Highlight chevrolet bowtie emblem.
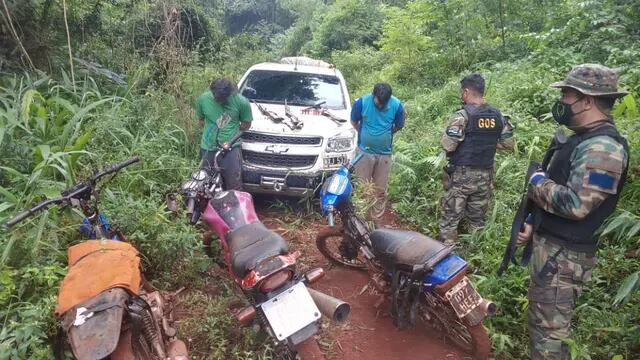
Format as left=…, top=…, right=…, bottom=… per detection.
left=265, top=144, right=290, bottom=154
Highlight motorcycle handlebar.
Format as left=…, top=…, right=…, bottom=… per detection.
left=92, top=156, right=140, bottom=182
left=4, top=156, right=140, bottom=228
left=346, top=152, right=365, bottom=173
left=5, top=197, right=63, bottom=227
left=227, top=132, right=244, bottom=147
left=213, top=132, right=244, bottom=170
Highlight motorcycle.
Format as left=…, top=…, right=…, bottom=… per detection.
left=174, top=135, right=351, bottom=359
left=5, top=157, right=188, bottom=360
left=179, top=144, right=230, bottom=226
left=176, top=133, right=240, bottom=257
left=316, top=153, right=496, bottom=359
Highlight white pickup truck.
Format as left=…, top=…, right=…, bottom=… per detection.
left=237, top=57, right=356, bottom=197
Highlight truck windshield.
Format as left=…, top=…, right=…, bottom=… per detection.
left=240, top=70, right=346, bottom=110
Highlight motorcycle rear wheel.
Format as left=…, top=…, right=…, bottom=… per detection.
left=421, top=293, right=491, bottom=360
left=316, top=226, right=367, bottom=269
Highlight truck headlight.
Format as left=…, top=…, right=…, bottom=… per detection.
left=327, top=129, right=355, bottom=153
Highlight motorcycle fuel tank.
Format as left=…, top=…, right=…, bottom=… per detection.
left=203, top=191, right=260, bottom=234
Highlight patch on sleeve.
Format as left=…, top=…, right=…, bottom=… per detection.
left=446, top=126, right=463, bottom=138
left=583, top=170, right=618, bottom=194
left=585, top=150, right=624, bottom=173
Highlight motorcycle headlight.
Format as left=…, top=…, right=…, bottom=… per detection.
left=327, top=129, right=355, bottom=153
left=181, top=180, right=199, bottom=192
left=326, top=174, right=348, bottom=194
left=191, top=170, right=208, bottom=181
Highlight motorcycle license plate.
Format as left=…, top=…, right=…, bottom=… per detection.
left=260, top=282, right=321, bottom=341
left=444, top=277, right=483, bottom=318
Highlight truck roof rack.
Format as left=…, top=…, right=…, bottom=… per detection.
left=279, top=56, right=334, bottom=69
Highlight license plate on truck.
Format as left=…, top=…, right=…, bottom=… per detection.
left=444, top=277, right=483, bottom=318
left=260, top=282, right=321, bottom=341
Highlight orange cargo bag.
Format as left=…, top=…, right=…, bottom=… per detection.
left=55, top=240, right=142, bottom=316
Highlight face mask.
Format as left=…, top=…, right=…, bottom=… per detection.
left=551, top=97, right=583, bottom=125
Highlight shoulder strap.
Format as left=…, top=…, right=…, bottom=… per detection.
left=581, top=122, right=628, bottom=150
left=462, top=104, right=476, bottom=117
left=455, top=108, right=468, bottom=120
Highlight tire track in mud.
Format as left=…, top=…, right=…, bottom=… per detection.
left=257, top=200, right=471, bottom=360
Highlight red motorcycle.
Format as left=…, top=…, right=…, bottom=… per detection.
left=174, top=134, right=351, bottom=358
left=201, top=191, right=352, bottom=358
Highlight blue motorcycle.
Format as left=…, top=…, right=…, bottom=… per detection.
left=317, top=153, right=496, bottom=359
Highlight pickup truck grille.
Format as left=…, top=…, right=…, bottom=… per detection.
left=243, top=150, right=317, bottom=168
left=242, top=132, right=322, bottom=146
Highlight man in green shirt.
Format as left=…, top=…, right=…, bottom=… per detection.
left=195, top=78, right=253, bottom=190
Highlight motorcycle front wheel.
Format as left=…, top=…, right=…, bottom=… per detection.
left=316, top=226, right=367, bottom=269
left=421, top=292, right=491, bottom=360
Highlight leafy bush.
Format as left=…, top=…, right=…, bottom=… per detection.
left=2, top=0, right=640, bottom=358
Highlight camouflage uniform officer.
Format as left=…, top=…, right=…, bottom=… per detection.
left=439, top=73, right=514, bottom=244
left=517, top=64, right=630, bottom=359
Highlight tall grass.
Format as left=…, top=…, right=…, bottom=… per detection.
left=379, top=60, right=640, bottom=358
left=0, top=72, right=211, bottom=357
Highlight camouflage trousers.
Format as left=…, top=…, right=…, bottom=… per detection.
left=438, top=166, right=493, bottom=243
left=527, top=234, right=596, bottom=359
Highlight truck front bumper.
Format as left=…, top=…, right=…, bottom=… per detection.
left=242, top=167, right=335, bottom=197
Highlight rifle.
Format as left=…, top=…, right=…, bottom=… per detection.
left=321, top=109, right=348, bottom=125
left=284, top=100, right=303, bottom=129
left=252, top=100, right=296, bottom=130
left=498, top=128, right=568, bottom=275
left=301, top=101, right=347, bottom=125
left=497, top=161, right=538, bottom=275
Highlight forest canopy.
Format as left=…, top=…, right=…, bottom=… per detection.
left=1, top=0, right=639, bottom=358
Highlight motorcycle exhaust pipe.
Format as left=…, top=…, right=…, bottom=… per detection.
left=307, top=288, right=350, bottom=323
left=480, top=299, right=497, bottom=317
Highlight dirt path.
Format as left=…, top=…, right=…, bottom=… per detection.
left=257, top=200, right=470, bottom=360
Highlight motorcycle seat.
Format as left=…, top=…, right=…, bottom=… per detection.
left=370, top=229, right=449, bottom=270
left=226, top=222, right=288, bottom=278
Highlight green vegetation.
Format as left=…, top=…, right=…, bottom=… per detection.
left=1, top=0, right=639, bottom=359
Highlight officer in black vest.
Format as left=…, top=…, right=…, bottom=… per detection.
left=439, top=73, right=514, bottom=244
left=516, top=64, right=629, bottom=359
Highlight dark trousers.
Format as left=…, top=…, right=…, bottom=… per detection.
left=200, top=146, right=243, bottom=190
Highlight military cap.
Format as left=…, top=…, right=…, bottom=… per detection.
left=551, top=63, right=628, bottom=98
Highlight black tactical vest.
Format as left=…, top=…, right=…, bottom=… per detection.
left=449, top=104, right=505, bottom=168
left=534, top=123, right=629, bottom=253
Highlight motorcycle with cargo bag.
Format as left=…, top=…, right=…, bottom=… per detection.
left=6, top=156, right=188, bottom=360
